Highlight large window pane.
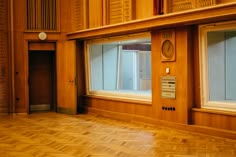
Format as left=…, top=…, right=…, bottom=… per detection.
left=88, top=37, right=151, bottom=98
left=207, top=31, right=236, bottom=102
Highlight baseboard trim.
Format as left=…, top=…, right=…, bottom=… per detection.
left=88, top=107, right=236, bottom=140
left=30, top=104, right=50, bottom=111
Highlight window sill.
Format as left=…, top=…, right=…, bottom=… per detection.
left=192, top=108, right=236, bottom=116
left=84, top=94, right=152, bottom=106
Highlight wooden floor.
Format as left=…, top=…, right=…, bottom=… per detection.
left=0, top=112, right=235, bottom=157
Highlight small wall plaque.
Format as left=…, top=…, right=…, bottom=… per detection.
left=161, top=76, right=176, bottom=99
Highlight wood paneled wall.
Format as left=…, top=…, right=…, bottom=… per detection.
left=152, top=27, right=194, bottom=124
left=192, top=109, right=236, bottom=131
left=3, top=0, right=236, bottom=137
left=88, top=0, right=103, bottom=28
left=107, top=0, right=134, bottom=24
left=84, top=97, right=154, bottom=123
left=13, top=0, right=76, bottom=113
left=135, top=0, right=153, bottom=19
left=27, top=0, right=58, bottom=31
left=71, top=0, right=86, bottom=31
left=0, top=0, right=9, bottom=114
left=84, top=27, right=194, bottom=125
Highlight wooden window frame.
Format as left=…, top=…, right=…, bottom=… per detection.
left=199, top=20, right=236, bottom=112
left=84, top=33, right=152, bottom=103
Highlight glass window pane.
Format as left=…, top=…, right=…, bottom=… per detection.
left=225, top=32, right=236, bottom=101
left=88, top=37, right=151, bottom=97
left=207, top=31, right=236, bottom=102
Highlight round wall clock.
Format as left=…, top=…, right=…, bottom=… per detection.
left=161, top=40, right=174, bottom=60
left=160, top=30, right=175, bottom=62
left=38, top=32, right=47, bottom=40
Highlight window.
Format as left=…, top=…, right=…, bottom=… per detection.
left=85, top=33, right=151, bottom=101
left=199, top=21, right=236, bottom=112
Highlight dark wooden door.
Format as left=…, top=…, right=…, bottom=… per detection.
left=29, top=51, right=55, bottom=112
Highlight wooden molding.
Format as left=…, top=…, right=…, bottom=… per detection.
left=28, top=42, right=56, bottom=51
left=84, top=95, right=152, bottom=105
left=192, top=108, right=236, bottom=116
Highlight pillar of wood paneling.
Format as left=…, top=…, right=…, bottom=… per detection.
left=0, top=0, right=9, bottom=114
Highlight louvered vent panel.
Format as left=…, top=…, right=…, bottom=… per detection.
left=123, top=0, right=132, bottom=22
left=165, top=0, right=216, bottom=13
left=27, top=0, right=57, bottom=31
left=108, top=0, right=123, bottom=24
left=72, top=0, right=84, bottom=31
left=0, top=0, right=9, bottom=113
left=108, top=0, right=132, bottom=24
left=196, top=0, right=215, bottom=7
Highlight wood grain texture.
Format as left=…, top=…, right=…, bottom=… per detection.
left=0, top=0, right=9, bottom=114
left=28, top=42, right=56, bottom=51
left=88, top=0, right=103, bottom=28
left=84, top=96, right=153, bottom=119
left=88, top=107, right=236, bottom=139
left=13, top=0, right=73, bottom=113
left=0, top=112, right=235, bottom=157
left=27, top=0, right=57, bottom=30
left=192, top=109, right=236, bottom=131
left=152, top=27, right=193, bottom=124
left=71, top=0, right=86, bottom=31
left=67, top=2, right=236, bottom=40
left=135, top=0, right=153, bottom=19
left=57, top=40, right=77, bottom=115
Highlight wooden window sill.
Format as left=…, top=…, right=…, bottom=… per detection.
left=192, top=108, right=236, bottom=116
left=83, top=94, right=152, bottom=106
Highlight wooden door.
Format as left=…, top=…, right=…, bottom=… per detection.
left=29, top=51, right=54, bottom=112
left=57, top=40, right=77, bottom=114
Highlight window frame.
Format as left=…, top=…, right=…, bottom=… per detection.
left=84, top=33, right=152, bottom=103
left=199, top=20, right=236, bottom=112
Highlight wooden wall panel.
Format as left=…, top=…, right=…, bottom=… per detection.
left=13, top=0, right=73, bottom=113
left=221, top=0, right=236, bottom=2
left=60, top=0, right=71, bottom=32
left=13, top=0, right=27, bottom=113
left=192, top=110, right=236, bottom=131
left=135, top=0, right=153, bottom=19
left=152, top=27, right=194, bottom=124
left=71, top=0, right=86, bottom=31
left=0, top=0, right=9, bottom=114
left=85, top=97, right=153, bottom=123
left=27, top=0, right=57, bottom=31
left=107, top=0, right=134, bottom=25
left=88, top=0, right=103, bottom=28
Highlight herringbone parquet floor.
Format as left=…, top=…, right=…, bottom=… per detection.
left=0, top=112, right=235, bottom=157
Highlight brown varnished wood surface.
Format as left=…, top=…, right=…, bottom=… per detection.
left=0, top=112, right=235, bottom=157
left=152, top=27, right=193, bottom=124
left=67, top=2, right=236, bottom=40
left=29, top=52, right=53, bottom=107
